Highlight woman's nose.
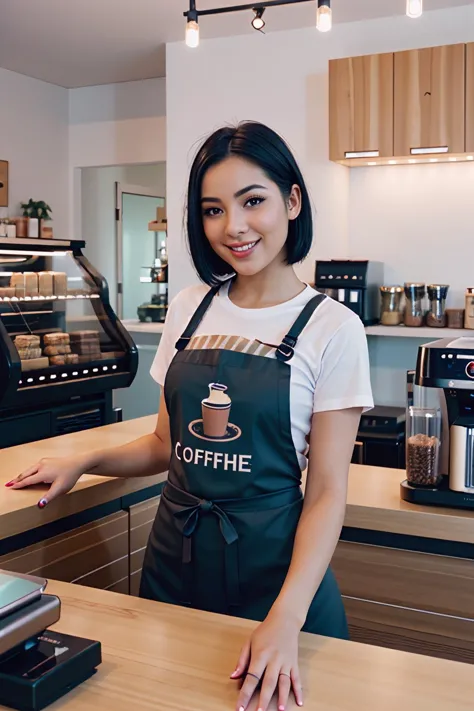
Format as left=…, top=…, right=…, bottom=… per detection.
left=224, top=208, right=249, bottom=239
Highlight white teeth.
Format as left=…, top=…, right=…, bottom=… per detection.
left=230, top=241, right=257, bottom=253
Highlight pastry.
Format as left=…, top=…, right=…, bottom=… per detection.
left=10, top=273, right=25, bottom=288
left=44, top=345, right=72, bottom=356
left=24, top=272, right=39, bottom=297
left=17, top=347, right=42, bottom=360
left=49, top=353, right=79, bottom=366
left=0, top=287, right=15, bottom=298
left=43, top=332, right=70, bottom=346
left=52, top=272, right=68, bottom=296
left=14, top=335, right=41, bottom=349
left=38, top=272, right=54, bottom=298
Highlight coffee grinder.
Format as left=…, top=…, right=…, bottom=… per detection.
left=400, top=336, right=474, bottom=510
left=0, top=570, right=101, bottom=711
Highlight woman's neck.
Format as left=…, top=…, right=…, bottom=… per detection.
left=229, top=264, right=306, bottom=309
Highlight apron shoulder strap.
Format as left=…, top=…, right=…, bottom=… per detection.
left=275, top=292, right=327, bottom=363
left=175, top=281, right=225, bottom=351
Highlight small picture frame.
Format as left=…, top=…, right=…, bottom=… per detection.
left=0, top=161, right=8, bottom=207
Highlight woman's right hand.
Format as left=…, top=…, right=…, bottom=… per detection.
left=5, top=456, right=87, bottom=508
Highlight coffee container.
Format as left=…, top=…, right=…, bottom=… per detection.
left=380, top=286, right=404, bottom=325
left=465, top=288, right=474, bottom=329
left=426, top=284, right=449, bottom=328
left=406, top=406, right=442, bottom=487
left=404, top=283, right=425, bottom=327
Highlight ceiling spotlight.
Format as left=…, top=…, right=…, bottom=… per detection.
left=185, top=0, right=199, bottom=47
left=251, top=7, right=265, bottom=31
left=316, top=0, right=332, bottom=32
left=406, top=0, right=422, bottom=18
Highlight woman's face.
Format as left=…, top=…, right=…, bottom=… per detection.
left=201, top=156, right=301, bottom=277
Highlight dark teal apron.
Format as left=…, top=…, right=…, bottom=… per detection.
left=140, top=283, right=348, bottom=639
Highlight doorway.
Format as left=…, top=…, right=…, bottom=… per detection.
left=115, top=184, right=165, bottom=320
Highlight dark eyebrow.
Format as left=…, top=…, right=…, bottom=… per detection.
left=201, top=184, right=267, bottom=203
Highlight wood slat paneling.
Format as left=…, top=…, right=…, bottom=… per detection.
left=332, top=540, right=474, bottom=620
left=466, top=43, right=474, bottom=153
left=0, top=511, right=128, bottom=591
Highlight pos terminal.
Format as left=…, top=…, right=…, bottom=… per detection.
left=0, top=571, right=101, bottom=711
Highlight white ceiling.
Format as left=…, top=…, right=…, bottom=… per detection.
left=0, top=0, right=471, bottom=88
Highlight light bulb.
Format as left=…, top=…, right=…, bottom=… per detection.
left=251, top=8, right=265, bottom=30
left=185, top=19, right=199, bottom=48
left=406, top=0, right=422, bottom=19
left=316, top=2, right=332, bottom=32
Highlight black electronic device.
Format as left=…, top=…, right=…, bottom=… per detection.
left=352, top=405, right=406, bottom=469
left=314, top=259, right=384, bottom=326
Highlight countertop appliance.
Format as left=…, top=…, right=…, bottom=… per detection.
left=352, top=405, right=406, bottom=469
left=401, top=336, right=474, bottom=510
left=314, top=260, right=383, bottom=326
left=0, top=570, right=100, bottom=711
left=0, top=238, right=138, bottom=448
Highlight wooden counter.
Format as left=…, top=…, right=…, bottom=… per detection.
left=1, top=416, right=474, bottom=667
left=1, top=414, right=473, bottom=544
left=1, top=579, right=472, bottom=711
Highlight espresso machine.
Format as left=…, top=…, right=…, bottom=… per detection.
left=0, top=570, right=101, bottom=710
left=400, top=336, right=474, bottom=510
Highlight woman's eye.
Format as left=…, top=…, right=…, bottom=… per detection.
left=245, top=196, right=265, bottom=208
left=203, top=207, right=222, bottom=217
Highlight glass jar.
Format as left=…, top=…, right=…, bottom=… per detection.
left=404, top=283, right=425, bottom=327
left=465, top=288, right=474, bottom=330
left=426, top=284, right=449, bottom=328
left=379, top=286, right=404, bottom=325
left=406, top=406, right=442, bottom=487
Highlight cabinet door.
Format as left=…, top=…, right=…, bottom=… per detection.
left=394, top=44, right=465, bottom=157
left=329, top=53, right=394, bottom=162
left=466, top=43, right=474, bottom=153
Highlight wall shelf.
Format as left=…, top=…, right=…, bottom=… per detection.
left=365, top=325, right=471, bottom=339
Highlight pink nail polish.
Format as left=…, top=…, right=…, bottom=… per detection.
left=279, top=706, right=285, bottom=711
left=5, top=481, right=14, bottom=487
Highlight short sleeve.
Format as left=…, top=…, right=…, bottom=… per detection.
left=313, top=315, right=374, bottom=414
left=149, top=317, right=178, bottom=387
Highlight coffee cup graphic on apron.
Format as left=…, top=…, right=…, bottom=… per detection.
left=189, top=382, right=242, bottom=443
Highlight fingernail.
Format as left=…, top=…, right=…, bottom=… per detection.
left=5, top=481, right=14, bottom=487
left=38, top=499, right=47, bottom=509
left=239, top=707, right=245, bottom=711
left=230, top=668, right=239, bottom=678
left=279, top=706, right=285, bottom=711
left=297, top=702, right=303, bottom=707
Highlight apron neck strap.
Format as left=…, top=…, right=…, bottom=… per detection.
left=276, top=293, right=327, bottom=362
left=175, top=281, right=225, bottom=351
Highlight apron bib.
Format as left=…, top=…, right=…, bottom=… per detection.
left=140, top=283, right=348, bottom=639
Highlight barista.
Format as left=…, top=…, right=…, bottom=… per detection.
left=7, top=121, right=373, bottom=711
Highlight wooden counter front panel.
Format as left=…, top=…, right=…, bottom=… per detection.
left=333, top=540, right=474, bottom=663
left=0, top=511, right=129, bottom=592
left=332, top=540, right=474, bottom=619
left=129, top=496, right=160, bottom=596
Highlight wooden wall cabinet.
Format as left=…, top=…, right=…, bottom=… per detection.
left=466, top=43, right=474, bottom=153
left=329, top=53, right=394, bottom=162
left=394, top=44, right=465, bottom=157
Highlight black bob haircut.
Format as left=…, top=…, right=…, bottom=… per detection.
left=186, top=121, right=313, bottom=286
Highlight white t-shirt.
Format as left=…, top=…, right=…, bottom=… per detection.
left=150, top=282, right=374, bottom=470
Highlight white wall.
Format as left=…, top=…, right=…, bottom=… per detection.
left=0, top=68, right=69, bottom=237
left=69, top=77, right=167, bottom=240
left=81, top=163, right=166, bottom=310
left=165, top=5, right=474, bottom=406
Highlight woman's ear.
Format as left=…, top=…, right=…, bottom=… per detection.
left=287, top=184, right=302, bottom=221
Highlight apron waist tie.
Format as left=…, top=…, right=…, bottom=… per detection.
left=163, top=480, right=302, bottom=611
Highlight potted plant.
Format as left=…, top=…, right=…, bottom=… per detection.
left=21, top=199, right=53, bottom=238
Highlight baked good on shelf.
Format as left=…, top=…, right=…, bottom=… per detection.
left=14, top=335, right=41, bottom=349
left=38, top=272, right=54, bottom=297
left=43, top=332, right=71, bottom=346
left=52, top=272, right=68, bottom=296
left=44, top=345, right=72, bottom=356
left=20, top=357, right=50, bottom=371
left=24, top=272, right=39, bottom=297
left=17, top=347, right=42, bottom=360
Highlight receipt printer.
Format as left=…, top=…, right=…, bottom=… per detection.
left=0, top=570, right=101, bottom=711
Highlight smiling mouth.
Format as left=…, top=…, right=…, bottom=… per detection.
left=227, top=239, right=261, bottom=254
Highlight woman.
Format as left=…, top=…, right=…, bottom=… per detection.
left=7, top=121, right=373, bottom=711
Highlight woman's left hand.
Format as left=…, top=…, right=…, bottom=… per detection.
left=230, top=611, right=303, bottom=711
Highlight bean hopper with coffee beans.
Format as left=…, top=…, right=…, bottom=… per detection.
left=400, top=336, right=474, bottom=510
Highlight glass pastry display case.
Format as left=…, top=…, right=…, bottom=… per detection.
left=0, top=238, right=138, bottom=447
